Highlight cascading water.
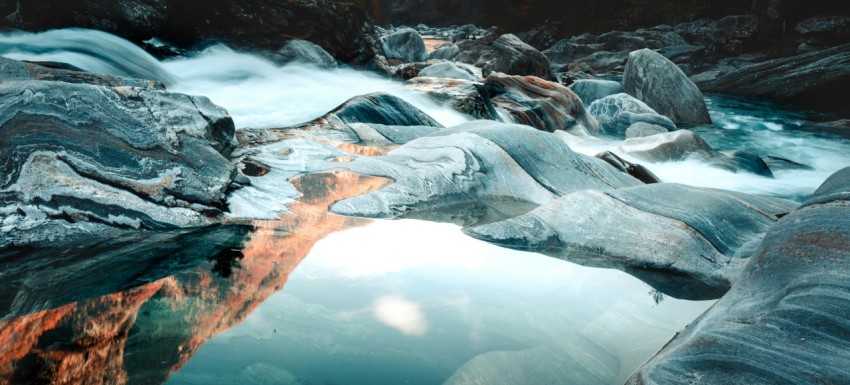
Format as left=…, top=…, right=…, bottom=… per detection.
left=2, top=28, right=847, bottom=201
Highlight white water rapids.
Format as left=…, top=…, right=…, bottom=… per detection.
left=2, top=28, right=847, bottom=201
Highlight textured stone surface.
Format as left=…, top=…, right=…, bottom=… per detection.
left=330, top=121, right=641, bottom=225
left=568, top=79, right=624, bottom=105
left=275, top=39, right=338, bottom=68
left=484, top=73, right=600, bottom=133
left=418, top=61, right=478, bottom=81
left=0, top=76, right=237, bottom=248
left=405, top=77, right=492, bottom=119
left=629, top=167, right=850, bottom=384
left=624, top=48, right=711, bottom=124
left=619, top=130, right=713, bottom=162
left=588, top=93, right=676, bottom=138
left=491, top=34, right=556, bottom=80
left=625, top=122, right=669, bottom=138
left=381, top=27, right=428, bottom=63
left=465, top=183, right=796, bottom=299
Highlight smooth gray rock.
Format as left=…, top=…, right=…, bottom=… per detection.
left=0, top=79, right=237, bottom=248
left=276, top=39, right=337, bottom=68
left=381, top=28, right=428, bottom=63
left=405, top=77, right=493, bottom=119
left=418, top=61, right=477, bottom=81
left=625, top=122, right=669, bottom=138
left=542, top=40, right=600, bottom=66
left=330, top=121, right=641, bottom=225
left=464, top=183, right=796, bottom=299
left=619, top=130, right=713, bottom=162
left=623, top=48, right=711, bottom=125
left=483, top=72, right=600, bottom=134
left=629, top=167, right=850, bottom=384
left=568, top=79, right=623, bottom=105
left=568, top=50, right=629, bottom=73
left=588, top=93, right=676, bottom=138
left=427, top=44, right=460, bottom=60
left=491, top=33, right=556, bottom=80
left=0, top=55, right=164, bottom=89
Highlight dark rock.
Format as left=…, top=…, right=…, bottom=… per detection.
left=588, top=93, right=677, bottom=138
left=796, top=15, right=850, bottom=36
left=568, top=51, right=630, bottom=74
left=656, top=44, right=706, bottom=66
left=330, top=121, right=642, bottom=225
left=692, top=43, right=850, bottom=109
left=628, top=167, right=850, bottom=384
left=761, top=156, right=814, bottom=172
left=381, top=27, right=428, bottom=63
left=595, top=151, right=661, bottom=184
left=419, top=61, right=478, bottom=81
left=275, top=39, right=338, bottom=69
left=0, top=56, right=163, bottom=90
left=542, top=40, right=601, bottom=66
left=0, top=73, right=237, bottom=248
left=519, top=21, right=564, bottom=51
left=491, top=34, right=556, bottom=80
left=0, top=0, right=381, bottom=66
left=674, top=15, right=760, bottom=57
left=625, top=122, right=669, bottom=138
left=568, top=79, right=624, bottom=105
left=724, top=150, right=774, bottom=178
left=405, top=77, right=492, bottom=119
left=623, top=49, right=712, bottom=125
left=465, top=183, right=795, bottom=300
left=483, top=73, right=600, bottom=133
left=332, top=92, right=441, bottom=127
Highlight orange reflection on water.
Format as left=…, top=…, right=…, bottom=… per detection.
left=0, top=169, right=391, bottom=384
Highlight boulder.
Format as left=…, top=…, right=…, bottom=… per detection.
left=588, top=93, right=676, bottom=138
left=427, top=44, right=460, bottom=60
left=404, top=77, right=492, bottom=119
left=491, top=34, right=556, bottom=80
left=619, top=130, right=714, bottom=162
left=542, top=40, right=600, bottom=66
left=0, top=70, right=237, bottom=248
left=275, top=39, right=337, bottom=68
left=623, top=48, right=711, bottom=125
left=330, top=121, right=642, bottom=225
left=692, top=43, right=850, bottom=109
left=380, top=27, right=428, bottom=63
left=465, top=183, right=795, bottom=299
left=629, top=167, right=850, bottom=384
left=625, top=122, right=669, bottom=138
left=0, top=55, right=163, bottom=89
left=568, top=79, right=624, bottom=105
left=418, top=61, right=478, bottom=81
left=568, top=51, right=630, bottom=74
left=483, top=73, right=600, bottom=133
left=595, top=151, right=661, bottom=184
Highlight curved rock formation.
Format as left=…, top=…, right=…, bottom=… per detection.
left=569, top=79, right=624, bottom=105
left=275, top=39, right=338, bottom=69
left=380, top=28, right=428, bottom=64
left=629, top=167, right=850, bottom=384
left=588, top=93, right=676, bottom=138
left=465, top=183, right=796, bottom=299
left=624, top=48, right=711, bottom=125
left=491, top=34, right=556, bottom=80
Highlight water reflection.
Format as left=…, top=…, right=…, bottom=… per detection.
left=0, top=170, right=390, bottom=384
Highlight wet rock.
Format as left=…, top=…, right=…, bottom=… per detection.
left=0, top=77, right=237, bottom=248
left=418, top=61, right=478, bottom=81
left=761, top=156, right=814, bottom=172
left=465, top=183, right=795, bottom=299
left=796, top=15, right=850, bottom=46
left=491, top=34, right=556, bottom=80
left=427, top=44, right=460, bottom=60
left=625, top=122, right=669, bottom=138
left=0, top=56, right=163, bottom=89
left=724, top=150, right=774, bottom=178
left=619, top=130, right=713, bottom=162
left=568, top=79, right=624, bottom=105
left=629, top=167, right=850, bottom=384
left=674, top=15, right=760, bottom=57
left=405, top=77, right=492, bottom=119
left=588, top=93, right=676, bottom=138
left=542, top=40, right=600, bottom=66
left=656, top=44, right=706, bottom=66
left=275, top=39, right=338, bottom=69
left=624, top=49, right=711, bottom=125
left=329, top=92, right=442, bottom=128
left=330, top=121, right=641, bottom=225
left=483, top=73, right=600, bottom=133
left=692, top=43, right=850, bottom=109
left=595, top=151, right=661, bottom=184
left=381, top=27, right=428, bottom=63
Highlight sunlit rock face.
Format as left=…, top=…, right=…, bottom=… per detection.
left=0, top=170, right=390, bottom=384
left=465, top=183, right=796, bottom=300
left=629, top=167, right=850, bottom=384
left=0, top=58, right=237, bottom=248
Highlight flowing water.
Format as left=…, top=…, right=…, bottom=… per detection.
left=0, top=29, right=848, bottom=384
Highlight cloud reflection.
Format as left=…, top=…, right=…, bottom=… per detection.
left=373, top=295, right=429, bottom=336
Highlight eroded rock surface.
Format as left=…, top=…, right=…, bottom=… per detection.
left=624, top=48, right=711, bottom=124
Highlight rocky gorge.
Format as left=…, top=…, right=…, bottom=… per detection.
left=0, top=0, right=849, bottom=384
